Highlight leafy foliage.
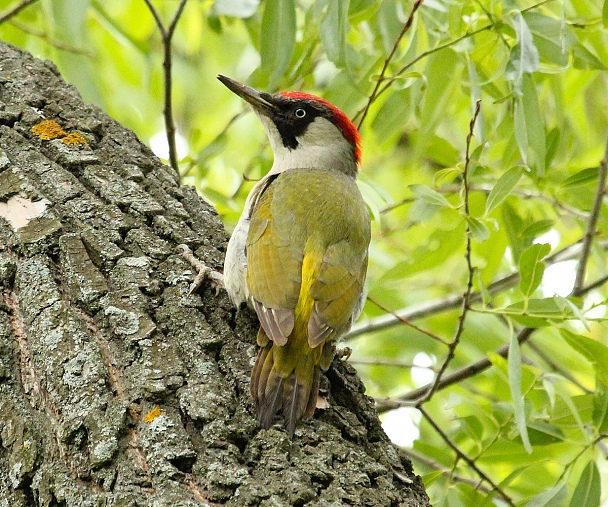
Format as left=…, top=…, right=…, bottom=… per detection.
left=2, top=0, right=608, bottom=504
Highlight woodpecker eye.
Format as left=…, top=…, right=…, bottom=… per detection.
left=294, top=108, right=306, bottom=118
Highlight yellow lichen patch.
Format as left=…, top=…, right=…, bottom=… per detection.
left=61, top=132, right=88, bottom=146
left=31, top=120, right=67, bottom=140
left=144, top=406, right=163, bottom=423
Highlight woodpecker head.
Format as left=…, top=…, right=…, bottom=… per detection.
left=218, top=75, right=361, bottom=177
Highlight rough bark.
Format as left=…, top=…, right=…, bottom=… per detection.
left=0, top=41, right=431, bottom=507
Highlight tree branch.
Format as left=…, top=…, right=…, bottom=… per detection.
left=347, top=239, right=600, bottom=340
left=573, top=136, right=608, bottom=292
left=143, top=0, right=188, bottom=178
left=356, top=0, right=424, bottom=129
left=376, top=272, right=608, bottom=411
left=0, top=0, right=38, bottom=25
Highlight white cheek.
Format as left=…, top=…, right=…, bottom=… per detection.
left=265, top=116, right=357, bottom=174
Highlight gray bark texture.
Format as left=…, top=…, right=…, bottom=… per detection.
left=0, top=41, right=431, bottom=507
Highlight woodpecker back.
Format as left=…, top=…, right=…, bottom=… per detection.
left=219, top=76, right=370, bottom=436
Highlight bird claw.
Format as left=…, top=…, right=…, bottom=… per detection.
left=177, top=244, right=224, bottom=295
left=336, top=346, right=352, bottom=361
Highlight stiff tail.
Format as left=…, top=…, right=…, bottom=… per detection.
left=250, top=329, right=321, bottom=437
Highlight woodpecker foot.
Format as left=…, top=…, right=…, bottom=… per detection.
left=177, top=244, right=224, bottom=295
left=336, top=346, right=352, bottom=361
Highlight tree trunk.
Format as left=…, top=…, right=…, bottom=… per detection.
left=0, top=42, right=430, bottom=507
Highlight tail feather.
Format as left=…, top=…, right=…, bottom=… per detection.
left=303, top=365, right=320, bottom=420
left=258, top=371, right=284, bottom=429
left=283, top=377, right=310, bottom=437
left=251, top=337, right=321, bottom=436
left=250, top=340, right=270, bottom=400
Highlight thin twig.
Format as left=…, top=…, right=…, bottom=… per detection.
left=556, top=433, right=608, bottom=485
left=8, top=19, right=95, bottom=56
left=0, top=0, right=38, bottom=25
left=357, top=0, right=424, bottom=129
left=419, top=407, right=516, bottom=506
left=400, top=447, right=493, bottom=494
left=414, top=100, right=481, bottom=405
left=367, top=296, right=449, bottom=345
left=573, top=136, right=608, bottom=292
left=349, top=358, right=425, bottom=369
left=381, top=184, right=589, bottom=219
left=143, top=0, right=188, bottom=178
left=526, top=342, right=591, bottom=393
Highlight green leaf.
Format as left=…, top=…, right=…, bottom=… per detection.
left=502, top=201, right=526, bottom=262
left=526, top=483, right=568, bottom=507
left=465, top=216, right=490, bottom=242
left=523, top=12, right=576, bottom=68
left=509, top=332, right=532, bottom=454
left=560, top=330, right=608, bottom=385
left=561, top=167, right=599, bottom=188
left=371, top=90, right=411, bottom=141
left=545, top=127, right=560, bottom=169
left=358, top=180, right=385, bottom=224
left=433, top=167, right=460, bottom=187
left=570, top=461, right=601, bottom=507
left=90, top=0, right=149, bottom=53
left=554, top=296, right=589, bottom=330
left=604, top=0, right=608, bottom=29
left=522, top=75, right=546, bottom=175
left=502, top=297, right=575, bottom=327
left=376, top=0, right=403, bottom=54
left=408, top=199, right=441, bottom=224
left=260, top=0, right=296, bottom=85
left=195, top=133, right=228, bottom=165
left=52, top=0, right=90, bottom=43
left=419, top=50, right=459, bottom=142
left=409, top=184, right=455, bottom=208
left=572, top=43, right=607, bottom=71
left=514, top=97, right=528, bottom=166
left=319, top=0, right=350, bottom=66
left=505, top=12, right=540, bottom=86
left=485, top=166, right=524, bottom=215
left=519, top=243, right=550, bottom=298
left=593, top=383, right=608, bottom=433
left=379, top=222, right=465, bottom=280
left=520, top=220, right=554, bottom=242
left=526, top=420, right=566, bottom=445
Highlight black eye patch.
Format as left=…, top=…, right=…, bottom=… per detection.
left=270, top=101, right=323, bottom=150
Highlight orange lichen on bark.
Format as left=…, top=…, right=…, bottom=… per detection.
left=144, top=406, right=163, bottom=423
left=31, top=120, right=67, bottom=140
left=61, top=132, right=88, bottom=145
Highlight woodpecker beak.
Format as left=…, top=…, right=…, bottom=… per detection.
left=218, top=75, right=275, bottom=116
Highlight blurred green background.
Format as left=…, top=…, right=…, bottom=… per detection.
left=2, top=0, right=608, bottom=504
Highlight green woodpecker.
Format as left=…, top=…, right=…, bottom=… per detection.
left=219, top=75, right=370, bottom=436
